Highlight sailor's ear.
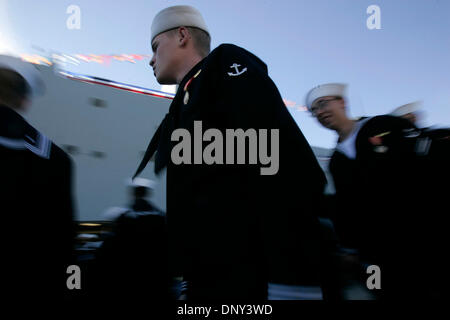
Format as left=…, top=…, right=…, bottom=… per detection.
left=177, top=27, right=190, bottom=47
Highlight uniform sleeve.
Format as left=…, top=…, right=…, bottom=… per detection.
left=200, top=44, right=278, bottom=131
left=201, top=44, right=326, bottom=197
left=199, top=45, right=327, bottom=282
left=50, top=149, right=76, bottom=265
left=356, top=115, right=419, bottom=161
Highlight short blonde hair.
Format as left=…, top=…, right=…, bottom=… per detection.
left=167, top=27, right=211, bottom=58
left=186, top=27, right=211, bottom=57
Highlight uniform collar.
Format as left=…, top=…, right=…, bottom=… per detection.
left=178, top=57, right=205, bottom=94
left=169, top=58, right=206, bottom=114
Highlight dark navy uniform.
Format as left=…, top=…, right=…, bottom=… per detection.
left=136, top=44, right=326, bottom=300
left=412, top=126, right=449, bottom=299
left=93, top=199, right=170, bottom=304
left=329, top=115, right=444, bottom=299
left=0, top=105, right=75, bottom=302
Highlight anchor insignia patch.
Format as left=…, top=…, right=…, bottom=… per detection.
left=227, top=63, right=247, bottom=77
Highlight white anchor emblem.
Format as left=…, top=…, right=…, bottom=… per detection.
left=227, top=63, right=247, bottom=76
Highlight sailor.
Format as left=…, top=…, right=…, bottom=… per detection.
left=94, top=178, right=169, bottom=303
left=391, top=101, right=449, bottom=300
left=126, top=177, right=159, bottom=213
left=306, top=83, right=440, bottom=299
left=390, top=101, right=423, bottom=125
left=102, top=178, right=160, bottom=221
left=0, top=55, right=75, bottom=301
left=134, top=5, right=327, bottom=300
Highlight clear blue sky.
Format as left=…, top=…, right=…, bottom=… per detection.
left=1, top=0, right=449, bottom=148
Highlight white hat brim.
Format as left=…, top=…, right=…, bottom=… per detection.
left=151, top=5, right=209, bottom=42
left=305, top=83, right=347, bottom=110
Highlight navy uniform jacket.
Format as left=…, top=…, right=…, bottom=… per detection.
left=411, top=126, right=449, bottom=299
left=329, top=116, right=418, bottom=254
left=0, top=105, right=75, bottom=301
left=329, top=115, right=442, bottom=299
left=93, top=199, right=170, bottom=304
left=136, top=44, right=326, bottom=298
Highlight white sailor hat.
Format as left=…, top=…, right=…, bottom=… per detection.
left=305, top=83, right=347, bottom=111
left=0, top=54, right=45, bottom=97
left=390, top=101, right=422, bottom=117
left=151, top=5, right=209, bottom=42
left=127, top=177, right=156, bottom=189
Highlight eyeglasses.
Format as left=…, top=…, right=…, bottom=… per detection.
left=310, top=97, right=341, bottom=115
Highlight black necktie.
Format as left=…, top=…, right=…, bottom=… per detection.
left=132, top=113, right=170, bottom=179
left=133, top=71, right=195, bottom=179
left=133, top=92, right=182, bottom=179
left=154, top=113, right=174, bottom=174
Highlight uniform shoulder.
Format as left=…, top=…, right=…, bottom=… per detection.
left=211, top=43, right=248, bottom=55
left=361, top=114, right=416, bottom=133
left=366, top=114, right=414, bottom=126
left=356, top=114, right=419, bottom=155
left=50, top=142, right=73, bottom=165
left=22, top=122, right=67, bottom=162
left=208, top=44, right=268, bottom=74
